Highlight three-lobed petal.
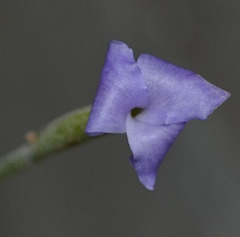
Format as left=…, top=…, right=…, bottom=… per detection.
left=86, top=40, right=230, bottom=190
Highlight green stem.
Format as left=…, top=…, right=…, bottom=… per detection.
left=0, top=106, right=98, bottom=181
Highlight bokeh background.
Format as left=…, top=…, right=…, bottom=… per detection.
left=0, top=0, right=239, bottom=236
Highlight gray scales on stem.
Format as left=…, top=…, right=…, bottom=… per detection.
left=0, top=106, right=96, bottom=181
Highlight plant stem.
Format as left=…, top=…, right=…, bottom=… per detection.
left=0, top=106, right=97, bottom=181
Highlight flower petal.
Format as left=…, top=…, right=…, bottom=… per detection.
left=126, top=114, right=185, bottom=190
left=86, top=40, right=149, bottom=135
left=136, top=54, right=231, bottom=125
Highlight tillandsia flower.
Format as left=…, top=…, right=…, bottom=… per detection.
left=85, top=40, right=230, bottom=190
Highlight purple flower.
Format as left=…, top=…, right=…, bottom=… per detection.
left=86, top=40, right=230, bottom=190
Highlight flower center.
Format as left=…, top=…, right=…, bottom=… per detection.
left=131, top=107, right=144, bottom=118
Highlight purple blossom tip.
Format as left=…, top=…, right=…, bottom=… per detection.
left=85, top=40, right=230, bottom=190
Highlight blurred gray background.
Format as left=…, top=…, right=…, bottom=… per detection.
left=0, top=0, right=239, bottom=236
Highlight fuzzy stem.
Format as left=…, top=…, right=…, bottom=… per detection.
left=0, top=106, right=98, bottom=181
